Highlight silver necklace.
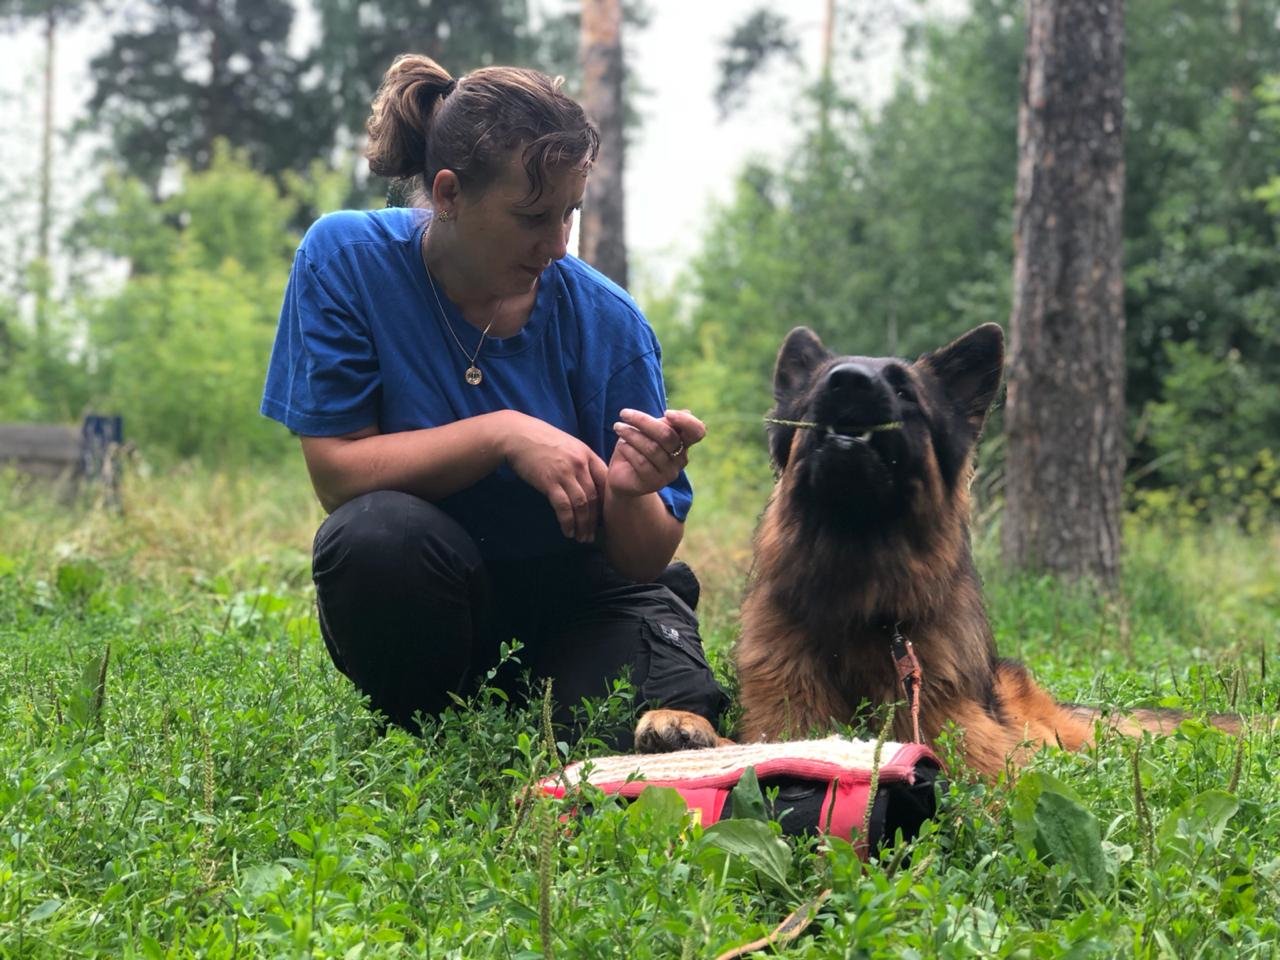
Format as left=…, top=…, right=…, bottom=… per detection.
left=423, top=263, right=504, bottom=386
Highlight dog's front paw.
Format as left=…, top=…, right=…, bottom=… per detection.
left=635, top=709, right=725, bottom=753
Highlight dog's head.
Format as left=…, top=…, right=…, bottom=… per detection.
left=767, top=324, right=1004, bottom=529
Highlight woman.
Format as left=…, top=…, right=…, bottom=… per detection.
left=261, top=54, right=726, bottom=746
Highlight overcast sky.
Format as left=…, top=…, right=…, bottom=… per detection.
left=625, top=0, right=829, bottom=289
left=0, top=1, right=939, bottom=294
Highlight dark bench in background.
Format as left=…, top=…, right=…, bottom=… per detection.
left=0, top=415, right=125, bottom=503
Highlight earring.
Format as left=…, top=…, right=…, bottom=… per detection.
left=437, top=210, right=453, bottom=222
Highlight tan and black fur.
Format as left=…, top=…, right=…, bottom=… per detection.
left=637, top=324, right=1235, bottom=778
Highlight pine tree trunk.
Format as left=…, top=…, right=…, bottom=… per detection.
left=1002, top=0, right=1126, bottom=584
left=578, top=0, right=627, bottom=287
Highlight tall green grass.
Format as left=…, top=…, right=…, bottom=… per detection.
left=2, top=466, right=1278, bottom=957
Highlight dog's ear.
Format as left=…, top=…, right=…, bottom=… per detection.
left=769, top=327, right=829, bottom=473
left=774, top=327, right=830, bottom=400
left=919, top=323, right=1005, bottom=433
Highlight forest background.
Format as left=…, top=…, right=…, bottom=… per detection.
left=3, top=1, right=1280, bottom=955
left=0, top=0, right=1275, bottom=528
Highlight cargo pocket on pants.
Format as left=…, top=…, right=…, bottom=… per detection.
left=633, top=616, right=729, bottom=729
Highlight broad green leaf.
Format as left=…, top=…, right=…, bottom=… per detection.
left=1157, top=789, right=1239, bottom=870
left=288, top=830, right=314, bottom=853
left=729, top=766, right=768, bottom=822
left=1012, top=771, right=1109, bottom=891
left=701, top=819, right=791, bottom=889
left=28, top=898, right=63, bottom=922
left=1034, top=791, right=1110, bottom=891
left=263, top=913, right=290, bottom=935
left=67, top=648, right=109, bottom=728
left=239, top=862, right=292, bottom=901
left=626, top=786, right=691, bottom=834
left=1011, top=772, right=1083, bottom=852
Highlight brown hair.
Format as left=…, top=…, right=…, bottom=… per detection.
left=365, top=54, right=600, bottom=206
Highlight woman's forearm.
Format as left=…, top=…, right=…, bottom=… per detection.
left=300, top=412, right=517, bottom=513
left=601, top=486, right=684, bottom=582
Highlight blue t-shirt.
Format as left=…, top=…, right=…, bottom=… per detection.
left=261, top=207, right=691, bottom=561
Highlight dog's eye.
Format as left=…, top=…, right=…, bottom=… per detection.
left=885, top=366, right=917, bottom=405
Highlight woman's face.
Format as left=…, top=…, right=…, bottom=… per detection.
left=451, top=151, right=588, bottom=297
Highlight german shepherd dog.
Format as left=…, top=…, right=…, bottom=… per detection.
left=636, top=324, right=1235, bottom=778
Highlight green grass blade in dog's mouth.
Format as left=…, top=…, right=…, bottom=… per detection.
left=764, top=416, right=904, bottom=442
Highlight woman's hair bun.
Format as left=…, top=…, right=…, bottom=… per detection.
left=365, top=54, right=598, bottom=206
left=365, top=54, right=456, bottom=180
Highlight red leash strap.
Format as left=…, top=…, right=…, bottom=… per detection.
left=890, top=626, right=923, bottom=744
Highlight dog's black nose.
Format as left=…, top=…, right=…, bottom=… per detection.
left=823, top=362, right=878, bottom=398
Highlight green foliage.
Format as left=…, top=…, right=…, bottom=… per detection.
left=83, top=0, right=327, bottom=189
left=0, top=289, right=93, bottom=423
left=309, top=0, right=580, bottom=155
left=658, top=0, right=1280, bottom=522
left=0, top=0, right=90, bottom=28
left=700, top=818, right=795, bottom=892
left=83, top=144, right=300, bottom=464
left=1011, top=772, right=1111, bottom=893
left=3, top=469, right=1280, bottom=956
left=1257, top=75, right=1280, bottom=215
left=1124, top=3, right=1280, bottom=524
left=1135, top=341, right=1280, bottom=529
left=727, top=764, right=768, bottom=822
left=655, top=0, right=1025, bottom=509
left=713, top=8, right=802, bottom=120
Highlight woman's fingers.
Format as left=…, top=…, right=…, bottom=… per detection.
left=571, top=487, right=594, bottom=542
left=545, top=481, right=575, bottom=539
left=567, top=453, right=606, bottom=541
left=574, top=460, right=602, bottom=541
left=662, top=408, right=707, bottom=449
left=587, top=451, right=610, bottom=495
left=547, top=470, right=599, bottom=541
left=585, top=453, right=609, bottom=537
left=613, top=421, right=681, bottom=474
left=505, top=422, right=606, bottom=541
left=613, top=436, right=653, bottom=474
left=616, top=409, right=690, bottom=468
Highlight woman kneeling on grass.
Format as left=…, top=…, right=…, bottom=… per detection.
left=260, top=54, right=726, bottom=747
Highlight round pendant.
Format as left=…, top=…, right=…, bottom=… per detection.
left=464, top=365, right=483, bottom=386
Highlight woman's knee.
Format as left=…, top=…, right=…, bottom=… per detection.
left=310, top=490, right=495, bottom=731
left=313, top=490, right=482, bottom=586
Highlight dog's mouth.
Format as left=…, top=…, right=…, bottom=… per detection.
left=821, top=420, right=902, bottom=445
left=765, top=416, right=903, bottom=444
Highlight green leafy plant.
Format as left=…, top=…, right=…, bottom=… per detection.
left=4, top=465, right=1278, bottom=956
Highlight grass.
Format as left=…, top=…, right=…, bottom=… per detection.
left=1, top=464, right=1279, bottom=957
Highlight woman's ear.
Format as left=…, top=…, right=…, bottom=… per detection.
left=431, top=169, right=462, bottom=215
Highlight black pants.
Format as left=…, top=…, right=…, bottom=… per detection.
left=312, top=490, right=728, bottom=749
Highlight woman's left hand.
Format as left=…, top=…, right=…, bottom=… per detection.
left=608, top=408, right=706, bottom=498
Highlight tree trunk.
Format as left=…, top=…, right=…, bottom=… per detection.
left=1002, top=0, right=1126, bottom=585
left=35, top=5, right=55, bottom=356
left=578, top=0, right=627, bottom=287
left=818, top=0, right=835, bottom=142
left=203, top=0, right=225, bottom=170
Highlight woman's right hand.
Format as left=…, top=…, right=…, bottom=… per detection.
left=502, top=413, right=608, bottom=543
